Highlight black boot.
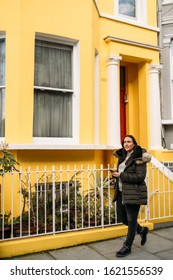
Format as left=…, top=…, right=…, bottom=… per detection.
left=140, top=227, right=149, bottom=246
left=116, top=244, right=131, bottom=257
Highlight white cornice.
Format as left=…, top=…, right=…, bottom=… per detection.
left=162, top=1, right=173, bottom=5
left=162, top=15, right=173, bottom=25
left=162, top=120, right=173, bottom=125
left=104, top=36, right=161, bottom=51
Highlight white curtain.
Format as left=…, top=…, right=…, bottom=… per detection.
left=33, top=40, right=73, bottom=137
left=33, top=90, right=72, bottom=137
left=0, top=40, right=5, bottom=137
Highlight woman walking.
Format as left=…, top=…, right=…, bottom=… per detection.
left=112, top=135, right=151, bottom=257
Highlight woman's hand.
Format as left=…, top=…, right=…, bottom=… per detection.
left=110, top=169, right=120, bottom=178
left=112, top=171, right=120, bottom=178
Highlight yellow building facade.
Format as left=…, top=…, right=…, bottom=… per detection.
left=0, top=0, right=173, bottom=258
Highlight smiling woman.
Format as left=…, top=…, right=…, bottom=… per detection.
left=112, top=135, right=151, bottom=257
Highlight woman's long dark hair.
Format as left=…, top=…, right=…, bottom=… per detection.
left=122, top=135, right=137, bottom=147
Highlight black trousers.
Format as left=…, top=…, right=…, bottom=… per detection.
left=116, top=191, right=143, bottom=247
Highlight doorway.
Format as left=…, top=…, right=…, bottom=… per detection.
left=120, top=66, right=127, bottom=141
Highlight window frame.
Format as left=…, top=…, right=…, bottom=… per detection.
left=118, top=0, right=137, bottom=19
left=33, top=34, right=80, bottom=145
left=114, top=0, right=147, bottom=25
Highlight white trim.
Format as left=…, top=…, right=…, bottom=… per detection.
left=35, top=32, right=78, bottom=46
left=162, top=16, right=173, bottom=25
left=72, top=41, right=80, bottom=144
left=164, top=34, right=173, bottom=39
left=33, top=137, right=77, bottom=145
left=162, top=0, right=173, bottom=5
left=107, top=55, right=122, bottom=147
left=149, top=64, right=163, bottom=150
left=151, top=156, right=173, bottom=182
left=34, top=86, right=73, bottom=93
left=162, top=120, right=173, bottom=125
left=104, top=36, right=161, bottom=51
left=100, top=12, right=159, bottom=32
left=136, top=0, right=147, bottom=24
left=0, top=32, right=5, bottom=39
left=0, top=137, right=5, bottom=143
left=8, top=143, right=118, bottom=150
left=163, top=37, right=171, bottom=46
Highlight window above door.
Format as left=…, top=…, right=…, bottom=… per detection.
left=118, top=0, right=136, bottom=18
left=114, top=0, right=147, bottom=25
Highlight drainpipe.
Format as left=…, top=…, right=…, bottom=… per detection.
left=157, top=0, right=166, bottom=148
left=157, top=0, right=163, bottom=60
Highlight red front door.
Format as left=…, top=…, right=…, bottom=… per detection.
left=120, top=88, right=126, bottom=142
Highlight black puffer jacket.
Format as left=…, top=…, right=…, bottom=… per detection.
left=113, top=145, right=151, bottom=205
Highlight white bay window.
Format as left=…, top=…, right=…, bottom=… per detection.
left=33, top=36, right=79, bottom=144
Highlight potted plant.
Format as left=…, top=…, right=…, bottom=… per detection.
left=0, top=142, right=19, bottom=174
left=35, top=173, right=83, bottom=233
left=83, top=170, right=115, bottom=227
left=12, top=171, right=83, bottom=236
left=13, top=173, right=40, bottom=237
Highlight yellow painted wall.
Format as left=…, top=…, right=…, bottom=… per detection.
left=147, top=0, right=157, bottom=26
left=138, top=62, right=149, bottom=148
left=15, top=150, right=106, bottom=170
left=0, top=0, right=96, bottom=145
left=97, top=0, right=114, bottom=15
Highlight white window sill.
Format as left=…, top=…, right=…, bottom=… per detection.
left=162, top=1, right=173, bottom=5
left=162, top=120, right=173, bottom=125
left=8, top=144, right=117, bottom=150
left=100, top=13, right=159, bottom=32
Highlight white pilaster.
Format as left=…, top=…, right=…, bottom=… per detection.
left=149, top=64, right=163, bottom=150
left=107, top=55, right=122, bottom=147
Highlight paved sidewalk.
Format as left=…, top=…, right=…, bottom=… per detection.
left=9, top=226, right=173, bottom=260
